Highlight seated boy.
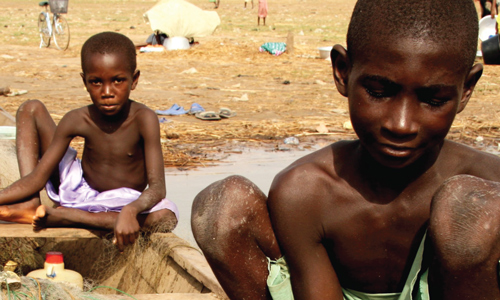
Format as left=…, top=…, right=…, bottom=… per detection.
left=191, top=0, right=500, bottom=299
left=0, top=32, right=178, bottom=251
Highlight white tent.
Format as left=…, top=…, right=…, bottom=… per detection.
left=143, top=0, right=221, bottom=38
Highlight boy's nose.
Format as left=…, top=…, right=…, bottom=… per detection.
left=102, top=84, right=113, bottom=97
left=382, top=98, right=418, bottom=138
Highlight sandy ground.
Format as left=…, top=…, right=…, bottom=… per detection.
left=1, top=0, right=500, bottom=168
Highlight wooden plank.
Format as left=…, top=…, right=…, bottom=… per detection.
left=151, top=233, right=229, bottom=299
left=133, top=293, right=218, bottom=300
left=0, top=223, right=106, bottom=238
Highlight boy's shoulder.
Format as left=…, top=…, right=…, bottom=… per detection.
left=129, top=100, right=156, bottom=117
left=440, top=140, right=500, bottom=179
left=270, top=140, right=356, bottom=197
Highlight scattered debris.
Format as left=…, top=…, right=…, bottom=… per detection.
left=233, top=93, right=249, bottom=101
left=284, top=136, right=299, bottom=145
left=316, top=123, right=329, bottom=134
left=343, top=121, right=353, bottom=130
left=181, top=67, right=198, bottom=74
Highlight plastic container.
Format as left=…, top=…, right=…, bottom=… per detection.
left=482, top=34, right=500, bottom=64
left=163, top=37, right=191, bottom=50
left=27, top=252, right=83, bottom=289
left=0, top=126, right=16, bottom=140
left=49, top=0, right=69, bottom=14
left=318, top=46, right=333, bottom=59
left=479, top=15, right=497, bottom=41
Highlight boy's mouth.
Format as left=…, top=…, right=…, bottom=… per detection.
left=379, top=143, right=415, bottom=158
left=101, top=104, right=118, bottom=111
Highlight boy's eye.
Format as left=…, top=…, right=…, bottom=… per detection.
left=365, top=87, right=386, bottom=98
left=363, top=77, right=398, bottom=99
left=420, top=98, right=449, bottom=107
left=89, top=80, right=101, bottom=86
left=114, top=78, right=125, bottom=84
left=417, top=90, right=452, bottom=107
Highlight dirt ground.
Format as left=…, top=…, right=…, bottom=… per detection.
left=1, top=0, right=500, bottom=168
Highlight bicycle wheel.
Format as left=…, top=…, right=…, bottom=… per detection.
left=52, top=14, right=70, bottom=50
left=38, top=12, right=51, bottom=48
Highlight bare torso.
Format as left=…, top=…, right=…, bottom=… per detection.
left=268, top=139, right=500, bottom=294
left=71, top=101, right=150, bottom=193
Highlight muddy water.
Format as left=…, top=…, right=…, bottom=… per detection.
left=166, top=147, right=316, bottom=247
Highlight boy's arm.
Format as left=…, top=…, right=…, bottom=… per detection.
left=114, top=107, right=166, bottom=250
left=0, top=113, right=76, bottom=205
left=268, top=165, right=344, bottom=300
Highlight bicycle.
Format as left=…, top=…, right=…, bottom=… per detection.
left=38, top=0, right=70, bottom=50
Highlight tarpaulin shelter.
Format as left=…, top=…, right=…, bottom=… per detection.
left=143, top=0, right=221, bottom=38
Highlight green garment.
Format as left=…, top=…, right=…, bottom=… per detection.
left=267, top=234, right=430, bottom=300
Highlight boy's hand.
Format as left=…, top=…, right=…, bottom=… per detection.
left=113, top=206, right=140, bottom=252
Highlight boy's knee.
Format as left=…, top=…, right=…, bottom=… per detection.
left=145, top=209, right=178, bottom=232
left=16, top=99, right=45, bottom=118
left=191, top=175, right=266, bottom=249
left=430, top=175, right=500, bottom=269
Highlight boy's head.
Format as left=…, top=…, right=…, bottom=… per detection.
left=331, top=0, right=483, bottom=169
left=346, top=0, right=479, bottom=72
left=81, top=32, right=137, bottom=75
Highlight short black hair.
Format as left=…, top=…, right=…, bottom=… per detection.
left=81, top=32, right=137, bottom=74
left=347, top=0, right=478, bottom=71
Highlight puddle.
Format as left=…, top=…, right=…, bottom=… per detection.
left=167, top=147, right=316, bottom=247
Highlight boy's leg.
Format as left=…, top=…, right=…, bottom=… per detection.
left=0, top=100, right=56, bottom=223
left=33, top=205, right=118, bottom=230
left=191, top=175, right=281, bottom=300
left=429, top=175, right=500, bottom=300
left=143, top=208, right=178, bottom=232
left=33, top=205, right=177, bottom=232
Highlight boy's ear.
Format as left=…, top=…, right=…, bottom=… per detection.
left=331, top=45, right=350, bottom=97
left=131, top=70, right=140, bottom=90
left=458, top=63, right=483, bottom=113
left=80, top=72, right=86, bottom=84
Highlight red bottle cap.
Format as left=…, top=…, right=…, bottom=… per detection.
left=45, top=251, right=64, bottom=264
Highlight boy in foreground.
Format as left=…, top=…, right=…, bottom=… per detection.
left=0, top=32, right=178, bottom=251
left=192, top=0, right=500, bottom=299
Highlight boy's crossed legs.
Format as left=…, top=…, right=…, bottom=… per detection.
left=192, top=175, right=500, bottom=299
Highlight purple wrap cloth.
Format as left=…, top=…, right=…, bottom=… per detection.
left=45, top=148, right=179, bottom=221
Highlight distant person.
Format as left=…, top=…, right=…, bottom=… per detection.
left=258, top=0, right=268, bottom=25
left=479, top=0, right=498, bottom=18
left=0, top=32, right=178, bottom=252
left=244, top=0, right=254, bottom=9
left=192, top=0, right=500, bottom=299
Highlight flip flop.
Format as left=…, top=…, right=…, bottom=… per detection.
left=5, top=89, right=28, bottom=97
left=155, top=104, right=188, bottom=115
left=195, top=111, right=221, bottom=121
left=219, top=107, right=236, bottom=118
left=188, top=103, right=205, bottom=115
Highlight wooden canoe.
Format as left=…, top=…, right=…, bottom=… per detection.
left=0, top=225, right=227, bottom=299
left=0, top=107, right=228, bottom=299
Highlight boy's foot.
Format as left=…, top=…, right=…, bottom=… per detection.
left=0, top=201, right=38, bottom=224
left=32, top=205, right=70, bottom=230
